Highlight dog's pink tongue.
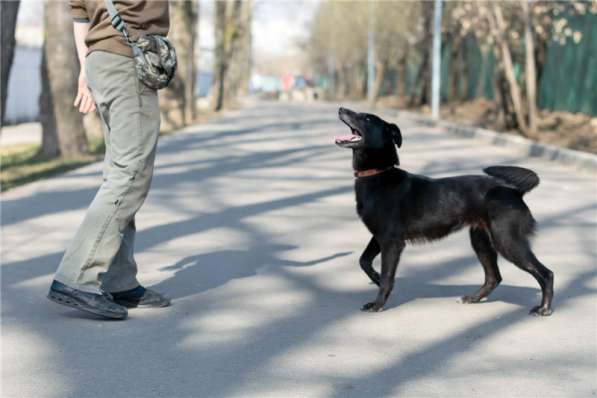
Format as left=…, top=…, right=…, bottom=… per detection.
left=335, top=135, right=359, bottom=142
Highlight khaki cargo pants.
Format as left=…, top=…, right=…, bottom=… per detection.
left=54, top=50, right=160, bottom=294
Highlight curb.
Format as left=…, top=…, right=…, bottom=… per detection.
left=391, top=109, right=597, bottom=174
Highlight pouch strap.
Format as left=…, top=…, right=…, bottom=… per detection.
left=104, top=0, right=132, bottom=43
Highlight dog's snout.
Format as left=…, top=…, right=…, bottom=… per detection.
left=339, top=107, right=355, bottom=118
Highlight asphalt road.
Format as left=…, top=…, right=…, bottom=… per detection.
left=2, top=101, right=596, bottom=398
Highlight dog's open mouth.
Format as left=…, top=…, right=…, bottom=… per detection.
left=335, top=130, right=362, bottom=145
left=335, top=120, right=362, bottom=146
left=336, top=107, right=363, bottom=148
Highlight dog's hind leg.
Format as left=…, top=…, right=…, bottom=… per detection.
left=524, top=252, right=554, bottom=316
left=499, top=243, right=554, bottom=316
left=361, top=240, right=405, bottom=312
left=495, top=238, right=553, bottom=316
left=360, top=237, right=381, bottom=286
left=460, top=226, right=502, bottom=304
left=489, top=210, right=554, bottom=316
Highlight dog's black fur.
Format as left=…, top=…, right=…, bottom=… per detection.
left=336, top=107, right=554, bottom=316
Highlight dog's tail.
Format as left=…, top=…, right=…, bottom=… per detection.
left=483, top=166, right=540, bottom=195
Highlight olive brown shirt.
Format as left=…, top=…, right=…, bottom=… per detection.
left=69, top=0, right=170, bottom=58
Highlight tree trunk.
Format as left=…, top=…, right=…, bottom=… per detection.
left=492, top=63, right=518, bottom=130
left=489, top=3, right=529, bottom=136
left=396, top=50, right=409, bottom=104
left=211, top=1, right=227, bottom=111
left=459, top=36, right=470, bottom=102
left=409, top=3, right=432, bottom=107
left=226, top=0, right=251, bottom=97
left=211, top=0, right=244, bottom=112
left=491, top=67, right=504, bottom=125
left=185, top=0, right=198, bottom=123
left=522, top=0, right=537, bottom=137
left=223, top=0, right=246, bottom=101
left=371, top=60, right=385, bottom=103
left=477, top=47, right=489, bottom=99
left=1, top=0, right=20, bottom=126
left=230, top=0, right=252, bottom=96
left=39, top=1, right=88, bottom=158
left=39, top=47, right=60, bottom=157
left=448, top=35, right=462, bottom=114
left=408, top=51, right=430, bottom=107
left=161, top=0, right=198, bottom=130
left=534, top=34, right=548, bottom=86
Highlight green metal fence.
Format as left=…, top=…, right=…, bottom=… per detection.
left=538, top=12, right=596, bottom=115
left=436, top=12, right=597, bottom=116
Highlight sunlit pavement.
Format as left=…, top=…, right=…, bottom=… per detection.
left=2, top=100, right=596, bottom=398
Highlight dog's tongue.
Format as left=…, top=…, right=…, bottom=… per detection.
left=335, top=134, right=360, bottom=142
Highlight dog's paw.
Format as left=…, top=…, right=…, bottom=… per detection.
left=361, top=302, right=384, bottom=312
left=458, top=295, right=480, bottom=304
left=529, top=306, right=553, bottom=317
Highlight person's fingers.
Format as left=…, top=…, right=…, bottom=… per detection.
left=74, top=90, right=82, bottom=107
left=81, top=95, right=92, bottom=113
left=79, top=94, right=89, bottom=113
left=79, top=95, right=87, bottom=112
left=83, top=88, right=93, bottom=105
left=84, top=95, right=97, bottom=114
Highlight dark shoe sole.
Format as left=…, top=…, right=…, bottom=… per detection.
left=114, top=299, right=171, bottom=309
left=47, top=290, right=127, bottom=320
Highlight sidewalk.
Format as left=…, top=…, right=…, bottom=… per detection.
left=0, top=122, right=41, bottom=148
left=2, top=101, right=596, bottom=397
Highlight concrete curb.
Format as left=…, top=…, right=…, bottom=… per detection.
left=391, top=109, right=597, bottom=174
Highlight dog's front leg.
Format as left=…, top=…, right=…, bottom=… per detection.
left=359, top=236, right=381, bottom=285
left=361, top=240, right=404, bottom=312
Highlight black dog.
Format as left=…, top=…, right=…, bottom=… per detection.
left=335, top=107, right=554, bottom=316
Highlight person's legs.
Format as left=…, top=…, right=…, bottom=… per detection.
left=100, top=218, right=139, bottom=293
left=53, top=51, right=159, bottom=294
left=94, top=92, right=142, bottom=294
left=92, top=85, right=141, bottom=294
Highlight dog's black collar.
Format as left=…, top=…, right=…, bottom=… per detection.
left=354, top=166, right=395, bottom=178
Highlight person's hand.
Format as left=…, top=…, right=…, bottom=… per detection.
left=74, top=70, right=96, bottom=114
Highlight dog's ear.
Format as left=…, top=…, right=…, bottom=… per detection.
left=388, top=123, right=402, bottom=148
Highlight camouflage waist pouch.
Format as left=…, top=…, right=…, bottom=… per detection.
left=104, top=0, right=177, bottom=90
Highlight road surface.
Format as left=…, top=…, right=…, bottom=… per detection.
left=2, top=101, right=596, bottom=397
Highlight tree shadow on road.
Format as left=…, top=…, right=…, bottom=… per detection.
left=154, top=245, right=351, bottom=300
left=1, top=101, right=340, bottom=228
